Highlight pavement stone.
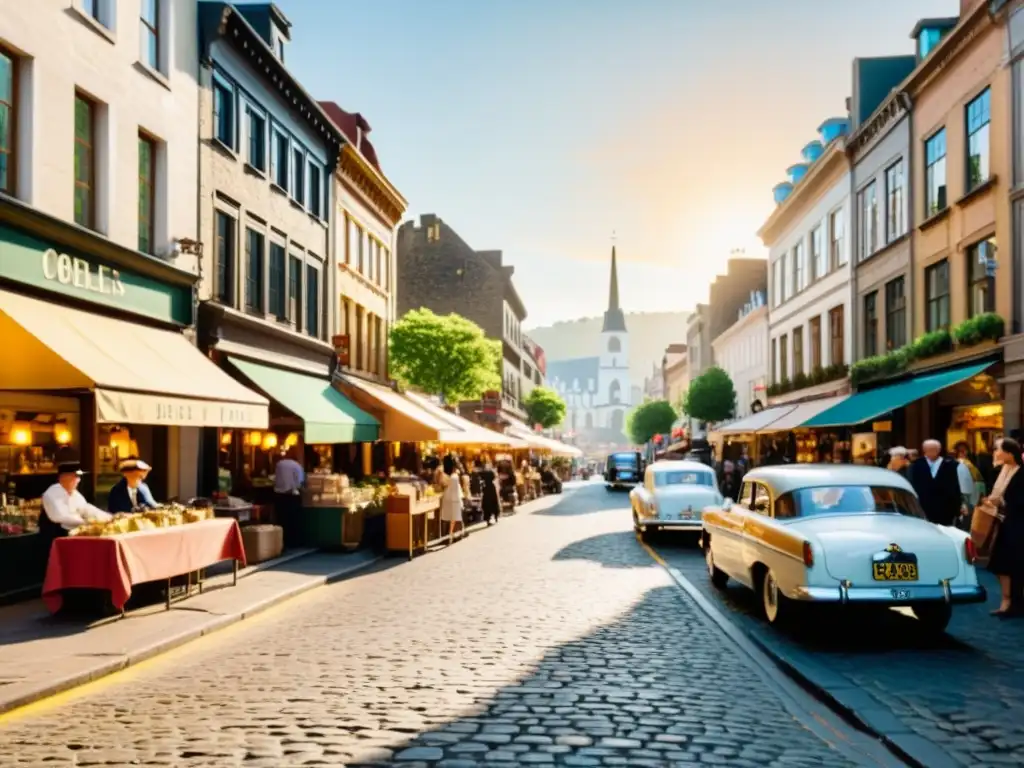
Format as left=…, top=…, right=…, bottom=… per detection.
left=0, top=484, right=860, bottom=767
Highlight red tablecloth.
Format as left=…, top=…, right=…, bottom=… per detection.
left=43, top=518, right=247, bottom=613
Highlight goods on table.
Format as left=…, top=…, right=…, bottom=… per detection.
left=69, top=503, right=213, bottom=537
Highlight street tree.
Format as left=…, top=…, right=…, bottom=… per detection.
left=626, top=399, right=677, bottom=445
left=389, top=309, right=501, bottom=405
left=523, top=387, right=567, bottom=429
left=683, top=366, right=737, bottom=424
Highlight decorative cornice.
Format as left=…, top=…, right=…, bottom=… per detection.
left=903, top=3, right=993, bottom=97
left=846, top=92, right=911, bottom=162
left=338, top=147, right=406, bottom=226
left=758, top=140, right=849, bottom=246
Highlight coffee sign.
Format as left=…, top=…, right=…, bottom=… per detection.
left=41, top=248, right=127, bottom=297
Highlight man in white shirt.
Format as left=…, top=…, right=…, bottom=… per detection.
left=40, top=462, right=112, bottom=536
left=273, top=448, right=304, bottom=535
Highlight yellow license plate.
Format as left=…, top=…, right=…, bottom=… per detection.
left=872, top=562, right=918, bottom=581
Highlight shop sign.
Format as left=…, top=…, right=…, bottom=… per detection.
left=96, top=389, right=269, bottom=429
left=332, top=334, right=351, bottom=366
left=0, top=224, right=192, bottom=325
left=872, top=420, right=893, bottom=432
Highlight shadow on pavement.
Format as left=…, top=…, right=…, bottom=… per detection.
left=534, top=484, right=631, bottom=517
left=552, top=531, right=653, bottom=570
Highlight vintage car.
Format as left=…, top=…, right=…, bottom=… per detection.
left=630, top=460, right=723, bottom=539
left=701, top=465, right=986, bottom=633
left=605, top=451, right=644, bottom=491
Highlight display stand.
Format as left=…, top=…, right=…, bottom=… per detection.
left=385, top=492, right=442, bottom=560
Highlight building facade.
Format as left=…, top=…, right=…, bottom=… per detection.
left=712, top=300, right=768, bottom=419
left=662, top=344, right=688, bottom=409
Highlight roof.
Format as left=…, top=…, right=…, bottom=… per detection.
left=602, top=246, right=627, bottom=332
left=318, top=101, right=381, bottom=170
left=741, top=464, right=914, bottom=495
left=547, top=357, right=600, bottom=390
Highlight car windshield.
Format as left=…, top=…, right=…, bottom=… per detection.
left=775, top=485, right=925, bottom=520
left=611, top=454, right=638, bottom=469
left=654, top=471, right=714, bottom=488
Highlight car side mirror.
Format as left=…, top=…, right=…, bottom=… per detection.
left=722, top=498, right=733, bottom=511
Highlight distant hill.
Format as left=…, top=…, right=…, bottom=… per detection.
left=527, top=311, right=691, bottom=390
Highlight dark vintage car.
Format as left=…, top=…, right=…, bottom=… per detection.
left=605, top=451, right=644, bottom=491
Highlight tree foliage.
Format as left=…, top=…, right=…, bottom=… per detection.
left=389, top=309, right=501, bottom=405
left=523, top=387, right=567, bottom=429
left=683, top=366, right=737, bottom=424
left=626, top=400, right=677, bottom=445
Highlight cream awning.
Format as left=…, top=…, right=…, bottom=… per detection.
left=404, top=392, right=526, bottom=447
left=336, top=376, right=448, bottom=442
left=506, top=422, right=583, bottom=457
left=711, top=404, right=797, bottom=437
left=754, top=395, right=850, bottom=433
left=0, top=289, right=268, bottom=428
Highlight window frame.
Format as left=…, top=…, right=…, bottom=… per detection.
left=287, top=252, right=303, bottom=328
left=792, top=326, right=804, bottom=376
left=857, top=181, right=877, bottom=261
left=810, top=225, right=824, bottom=281
left=308, top=160, right=321, bottom=218
left=925, top=128, right=947, bottom=215
left=292, top=146, right=306, bottom=206
left=925, top=259, right=951, bottom=331
left=214, top=209, right=236, bottom=306
left=794, top=240, right=806, bottom=293
left=885, top=276, right=907, bottom=351
left=779, top=333, right=789, bottom=383
left=863, top=291, right=878, bottom=358
left=73, top=91, right=97, bottom=229
left=140, top=0, right=161, bottom=72
left=212, top=71, right=235, bottom=150
left=966, top=88, right=991, bottom=192
left=271, top=125, right=289, bottom=190
left=0, top=44, right=18, bottom=196
left=967, top=239, right=996, bottom=318
left=304, top=261, right=320, bottom=339
left=885, top=159, right=905, bottom=242
left=268, top=240, right=286, bottom=321
left=829, top=209, right=845, bottom=268
left=809, top=316, right=822, bottom=370
left=246, top=104, right=267, bottom=172
left=137, top=131, right=156, bottom=254
left=829, top=305, right=845, bottom=366
left=244, top=226, right=266, bottom=315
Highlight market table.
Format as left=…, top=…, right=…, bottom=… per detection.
left=42, top=518, right=247, bottom=614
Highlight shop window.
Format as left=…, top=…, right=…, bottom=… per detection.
left=244, top=228, right=265, bottom=314
left=829, top=305, right=845, bottom=366
left=305, top=264, right=319, bottom=338
left=885, top=159, right=905, bottom=242
left=288, top=253, right=303, bottom=328
left=792, top=327, right=803, bottom=376
left=830, top=209, right=845, bottom=267
left=271, top=127, right=288, bottom=189
left=268, top=243, right=286, bottom=320
left=73, top=91, right=96, bottom=229
left=863, top=291, right=878, bottom=357
left=925, top=259, right=950, bottom=331
left=809, top=316, right=822, bottom=370
left=214, top=210, right=236, bottom=305
left=885, top=276, right=907, bottom=350
left=0, top=46, right=17, bottom=196
left=925, top=128, right=947, bottom=215
left=967, top=238, right=996, bottom=317
left=137, top=132, right=156, bottom=254
left=779, top=334, right=788, bottom=382
left=857, top=181, right=877, bottom=261
left=140, top=0, right=161, bottom=72
left=966, top=88, right=991, bottom=191
left=212, top=72, right=235, bottom=149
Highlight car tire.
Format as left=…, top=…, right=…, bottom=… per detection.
left=761, top=568, right=792, bottom=625
left=705, top=541, right=728, bottom=589
left=912, top=603, right=952, bottom=634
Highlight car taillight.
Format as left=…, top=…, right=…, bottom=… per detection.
left=802, top=541, right=814, bottom=567
left=965, top=537, right=977, bottom=564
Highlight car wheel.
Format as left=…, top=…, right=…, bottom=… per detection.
left=705, top=542, right=728, bottom=589
left=761, top=569, right=791, bottom=625
left=912, top=603, right=952, bottom=634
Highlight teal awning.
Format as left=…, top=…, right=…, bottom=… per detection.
left=803, top=362, right=992, bottom=428
left=228, top=357, right=379, bottom=444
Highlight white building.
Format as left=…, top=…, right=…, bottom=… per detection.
left=760, top=119, right=854, bottom=402
left=711, top=298, right=768, bottom=419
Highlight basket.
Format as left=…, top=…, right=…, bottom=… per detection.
left=241, top=524, right=283, bottom=564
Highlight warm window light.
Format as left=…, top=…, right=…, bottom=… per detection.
left=54, top=422, right=72, bottom=445
left=220, top=431, right=233, bottom=445
left=975, top=404, right=1002, bottom=418
left=262, top=433, right=279, bottom=451
left=10, top=421, right=33, bottom=446
left=247, top=431, right=264, bottom=447
left=109, top=428, right=132, bottom=456
left=284, top=432, right=300, bottom=448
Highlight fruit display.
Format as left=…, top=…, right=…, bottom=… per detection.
left=69, top=503, right=214, bottom=537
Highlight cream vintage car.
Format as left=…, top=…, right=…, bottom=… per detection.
left=701, top=465, right=986, bottom=633
left=630, top=460, right=723, bottom=540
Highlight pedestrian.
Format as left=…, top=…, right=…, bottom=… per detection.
left=981, top=437, right=1024, bottom=617
left=908, top=439, right=963, bottom=526
left=887, top=447, right=910, bottom=481
left=273, top=447, right=304, bottom=535
left=954, top=441, right=986, bottom=509
left=108, top=457, right=159, bottom=513
left=440, top=454, right=464, bottom=544
left=39, top=462, right=112, bottom=548
left=480, top=461, right=501, bottom=525
left=718, top=460, right=741, bottom=501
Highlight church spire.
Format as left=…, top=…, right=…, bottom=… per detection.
left=607, top=245, right=620, bottom=312
left=602, top=238, right=627, bottom=333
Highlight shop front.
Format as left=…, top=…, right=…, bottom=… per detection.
left=0, top=213, right=269, bottom=601
left=752, top=394, right=852, bottom=464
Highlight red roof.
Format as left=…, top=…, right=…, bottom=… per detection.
left=318, top=100, right=381, bottom=171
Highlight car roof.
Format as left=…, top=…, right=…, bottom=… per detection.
left=649, top=460, right=714, bottom=473
left=741, top=464, right=915, bottom=495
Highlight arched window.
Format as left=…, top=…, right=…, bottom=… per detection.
left=609, top=379, right=621, bottom=404
left=608, top=336, right=621, bottom=353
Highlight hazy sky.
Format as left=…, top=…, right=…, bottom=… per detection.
left=277, top=0, right=959, bottom=327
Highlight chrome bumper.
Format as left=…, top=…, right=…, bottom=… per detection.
left=794, top=582, right=987, bottom=605
left=638, top=519, right=702, bottom=530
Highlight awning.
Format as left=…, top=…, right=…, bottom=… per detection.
left=336, top=376, right=448, bottom=442
left=228, top=357, right=378, bottom=444
left=0, top=289, right=268, bottom=428
left=713, top=405, right=797, bottom=435
left=755, top=395, right=850, bottom=433
left=803, top=362, right=993, bottom=428
left=404, top=392, right=526, bottom=447
left=505, top=422, right=583, bottom=457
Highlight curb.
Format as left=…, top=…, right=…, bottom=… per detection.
left=0, top=555, right=381, bottom=717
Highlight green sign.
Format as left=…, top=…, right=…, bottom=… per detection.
left=0, top=224, right=192, bottom=325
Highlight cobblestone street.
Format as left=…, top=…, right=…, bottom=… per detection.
left=0, top=484, right=886, bottom=767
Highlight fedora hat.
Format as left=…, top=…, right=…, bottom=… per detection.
left=118, top=458, right=151, bottom=472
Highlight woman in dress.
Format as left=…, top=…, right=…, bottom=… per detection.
left=480, top=461, right=501, bottom=525
left=984, top=438, right=1024, bottom=616
left=439, top=454, right=464, bottom=545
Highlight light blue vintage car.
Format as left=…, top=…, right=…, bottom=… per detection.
left=630, top=460, right=723, bottom=541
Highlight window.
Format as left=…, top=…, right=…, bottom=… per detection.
left=925, top=260, right=950, bottom=331
left=779, top=334, right=789, bottom=382
left=857, top=182, right=877, bottom=260
left=0, top=47, right=17, bottom=195
left=382, top=246, right=390, bottom=289
left=276, top=37, right=285, bottom=63
left=247, top=107, right=266, bottom=171
left=213, top=74, right=234, bottom=148
left=355, top=306, right=364, bottom=369
left=346, top=218, right=357, bottom=264
left=140, top=0, right=160, bottom=71
left=885, top=276, right=907, bottom=350
left=968, top=239, right=996, bottom=317
left=73, top=93, right=96, bottom=228
left=82, top=0, right=108, bottom=26
left=794, top=241, right=807, bottom=292
left=829, top=305, right=845, bottom=366
left=608, top=336, right=621, bottom=353
left=778, top=486, right=924, bottom=520
left=918, top=27, right=943, bottom=59
left=292, top=147, right=305, bottom=205
left=288, top=254, right=303, bottom=327
left=269, top=243, right=286, bottom=320
left=966, top=88, right=991, bottom=190
left=244, top=228, right=264, bottom=314
left=367, top=238, right=376, bottom=283
left=885, top=160, right=905, bottom=242
left=653, top=471, right=715, bottom=488
left=359, top=229, right=367, bottom=274
left=781, top=253, right=790, bottom=302
left=305, top=264, right=319, bottom=338
left=214, top=211, right=235, bottom=304
left=771, top=338, right=777, bottom=383
left=810, top=226, right=824, bottom=280
left=271, top=128, right=288, bottom=189
left=793, top=326, right=804, bottom=376
left=137, top=133, right=155, bottom=254
left=809, top=316, right=822, bottom=369
left=830, top=209, right=845, bottom=267
left=772, top=258, right=784, bottom=307
left=925, top=129, right=947, bottom=214
left=308, top=162, right=321, bottom=218
left=863, top=291, right=878, bottom=358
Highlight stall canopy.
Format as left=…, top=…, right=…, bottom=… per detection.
left=0, top=288, right=268, bottom=428
left=712, top=404, right=797, bottom=436
left=404, top=392, right=526, bottom=447
left=803, top=362, right=992, bottom=429
left=505, top=422, right=583, bottom=457
left=755, top=395, right=850, bottom=433
left=337, top=375, right=448, bottom=442
left=228, top=357, right=378, bottom=444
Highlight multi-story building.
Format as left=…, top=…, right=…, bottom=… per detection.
left=395, top=214, right=532, bottom=421
left=712, top=293, right=769, bottom=419
left=520, top=335, right=547, bottom=399
left=642, top=361, right=666, bottom=402
left=662, top=343, right=688, bottom=409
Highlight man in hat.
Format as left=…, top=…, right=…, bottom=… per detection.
left=107, top=458, right=159, bottom=513
left=887, top=446, right=911, bottom=481
left=39, top=462, right=112, bottom=543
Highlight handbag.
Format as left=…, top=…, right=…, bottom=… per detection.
left=971, top=499, right=1003, bottom=559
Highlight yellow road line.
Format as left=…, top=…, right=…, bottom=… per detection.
left=636, top=533, right=668, bottom=567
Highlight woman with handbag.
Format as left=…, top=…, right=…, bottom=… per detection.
left=980, top=438, right=1024, bottom=617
